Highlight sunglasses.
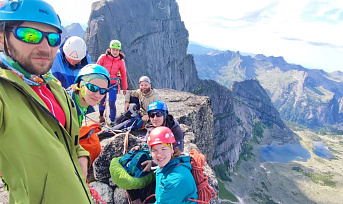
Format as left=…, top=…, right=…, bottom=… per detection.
left=85, top=83, right=108, bottom=95
left=149, top=111, right=164, bottom=118
left=5, top=26, right=61, bottom=47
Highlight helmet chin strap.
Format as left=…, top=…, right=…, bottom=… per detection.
left=2, top=23, right=10, bottom=57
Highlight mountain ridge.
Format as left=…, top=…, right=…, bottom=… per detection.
left=192, top=48, right=343, bottom=130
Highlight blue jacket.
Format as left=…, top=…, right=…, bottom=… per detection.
left=51, top=37, right=92, bottom=89
left=155, top=156, right=198, bottom=204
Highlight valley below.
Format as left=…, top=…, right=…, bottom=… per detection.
left=221, top=124, right=343, bottom=204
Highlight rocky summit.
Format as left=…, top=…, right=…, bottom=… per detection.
left=85, top=0, right=199, bottom=91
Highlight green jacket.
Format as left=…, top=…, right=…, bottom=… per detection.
left=0, top=65, right=93, bottom=203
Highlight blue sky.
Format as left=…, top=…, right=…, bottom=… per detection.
left=45, top=0, right=343, bottom=72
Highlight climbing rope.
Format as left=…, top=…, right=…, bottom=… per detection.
left=188, top=149, right=216, bottom=204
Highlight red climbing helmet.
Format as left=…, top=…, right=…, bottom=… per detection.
left=148, top=127, right=175, bottom=147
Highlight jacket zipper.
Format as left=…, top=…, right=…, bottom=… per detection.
left=38, top=86, right=56, bottom=117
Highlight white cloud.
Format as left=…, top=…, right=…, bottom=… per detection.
left=43, top=0, right=342, bottom=72
left=176, top=0, right=343, bottom=72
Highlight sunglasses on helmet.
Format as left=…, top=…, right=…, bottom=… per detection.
left=5, top=27, right=61, bottom=47
left=85, top=83, right=108, bottom=95
left=148, top=111, right=165, bottom=118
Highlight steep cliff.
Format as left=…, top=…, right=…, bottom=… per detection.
left=194, top=79, right=296, bottom=169
left=85, top=0, right=199, bottom=91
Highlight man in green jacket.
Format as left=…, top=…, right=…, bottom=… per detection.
left=0, top=0, right=93, bottom=203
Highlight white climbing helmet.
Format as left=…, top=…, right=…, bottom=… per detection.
left=63, top=36, right=87, bottom=61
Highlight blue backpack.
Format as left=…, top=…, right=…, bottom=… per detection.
left=119, top=144, right=152, bottom=178
left=110, top=144, right=155, bottom=190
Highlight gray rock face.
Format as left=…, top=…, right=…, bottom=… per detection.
left=85, top=0, right=199, bottom=90
left=194, top=79, right=296, bottom=169
left=0, top=177, right=8, bottom=204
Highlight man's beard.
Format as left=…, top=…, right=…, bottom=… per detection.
left=141, top=87, right=151, bottom=94
left=8, top=42, right=53, bottom=75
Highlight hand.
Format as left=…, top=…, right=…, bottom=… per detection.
left=123, top=90, right=127, bottom=95
left=130, top=145, right=140, bottom=152
left=78, top=156, right=88, bottom=179
left=142, top=115, right=149, bottom=122
left=124, top=102, right=130, bottom=111
left=100, top=101, right=106, bottom=107
left=141, top=160, right=152, bottom=172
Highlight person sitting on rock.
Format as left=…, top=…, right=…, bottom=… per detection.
left=51, top=36, right=92, bottom=89
left=148, top=127, right=198, bottom=203
left=97, top=76, right=160, bottom=137
left=124, top=76, right=161, bottom=125
left=145, top=100, right=184, bottom=152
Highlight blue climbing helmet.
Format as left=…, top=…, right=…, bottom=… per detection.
left=0, top=0, right=62, bottom=33
left=148, top=100, right=168, bottom=113
left=75, top=64, right=111, bottom=87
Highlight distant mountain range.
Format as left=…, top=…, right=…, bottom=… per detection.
left=188, top=41, right=256, bottom=57
left=190, top=46, right=343, bottom=130
left=61, top=23, right=85, bottom=41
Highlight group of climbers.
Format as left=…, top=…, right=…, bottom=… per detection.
left=0, top=0, right=214, bottom=203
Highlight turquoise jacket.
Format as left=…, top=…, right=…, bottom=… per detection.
left=0, top=64, right=93, bottom=203
left=155, top=156, right=198, bottom=204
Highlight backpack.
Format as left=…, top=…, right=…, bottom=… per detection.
left=109, top=144, right=155, bottom=190
left=79, top=122, right=102, bottom=164
left=119, top=144, right=152, bottom=178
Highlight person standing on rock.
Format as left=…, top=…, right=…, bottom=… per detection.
left=51, top=35, right=92, bottom=89
left=148, top=127, right=198, bottom=203
left=0, top=0, right=93, bottom=203
left=97, top=39, right=128, bottom=125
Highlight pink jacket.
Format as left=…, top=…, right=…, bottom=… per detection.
left=97, top=54, right=128, bottom=90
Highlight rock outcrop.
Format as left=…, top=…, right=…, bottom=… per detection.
left=194, top=79, right=296, bottom=169
left=85, top=0, right=199, bottom=90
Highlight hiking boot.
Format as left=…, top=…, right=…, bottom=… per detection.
left=99, top=116, right=105, bottom=123
left=109, top=120, right=116, bottom=127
